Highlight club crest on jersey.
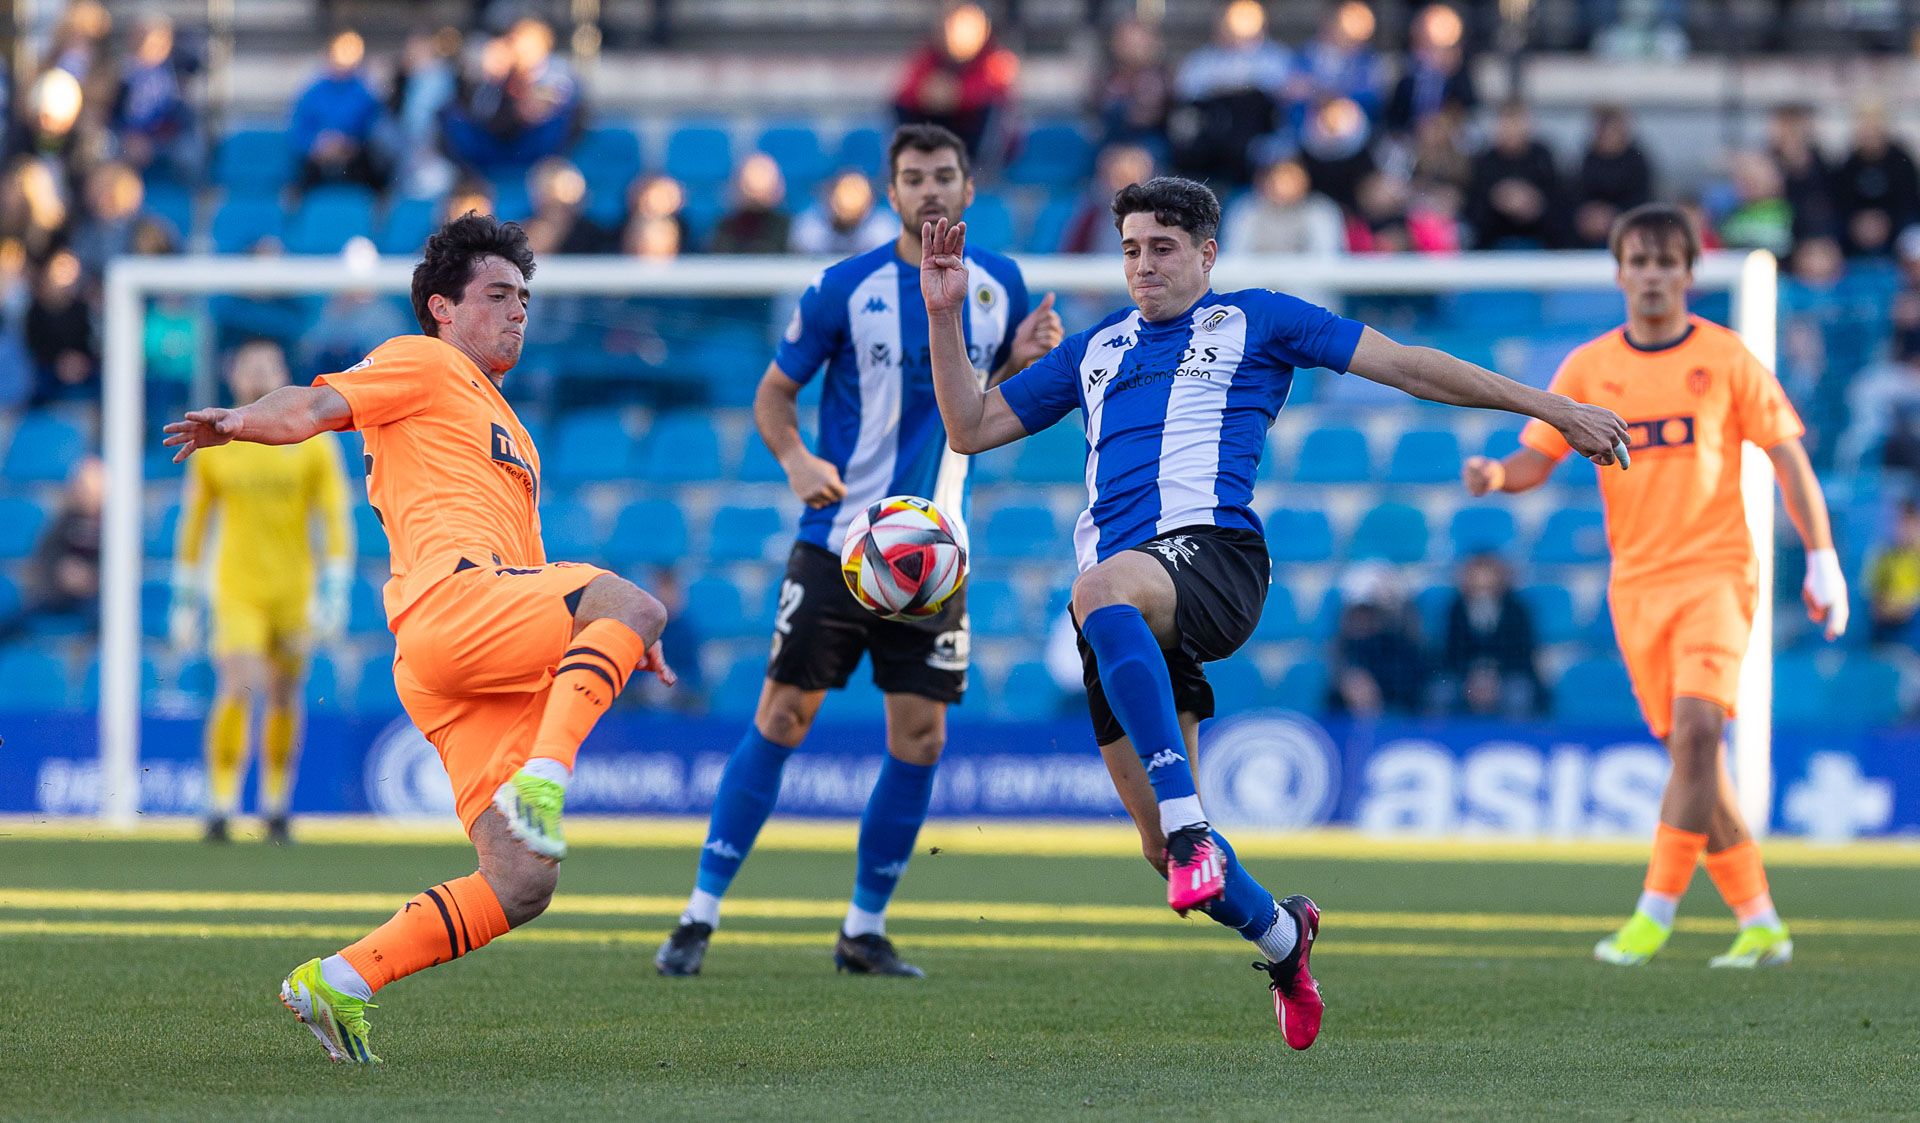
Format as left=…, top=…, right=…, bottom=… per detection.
left=1199, top=309, right=1232, bottom=332
left=974, top=284, right=995, bottom=308
left=490, top=423, right=538, bottom=500
left=1687, top=367, right=1711, bottom=396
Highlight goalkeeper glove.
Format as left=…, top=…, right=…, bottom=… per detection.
left=310, top=559, right=353, bottom=642
left=1803, top=547, right=1849, bottom=641
left=168, top=568, right=205, bottom=652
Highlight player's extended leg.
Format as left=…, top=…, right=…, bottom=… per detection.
left=1099, top=722, right=1321, bottom=1050
left=496, top=573, right=667, bottom=860
left=1071, top=553, right=1223, bottom=911
left=833, top=691, right=944, bottom=978
left=282, top=808, right=554, bottom=1064
left=258, top=652, right=303, bottom=844
left=658, top=681, right=824, bottom=976
left=1704, top=761, right=1790, bottom=967
left=203, top=653, right=265, bottom=842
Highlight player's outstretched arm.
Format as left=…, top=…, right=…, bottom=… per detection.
left=1462, top=449, right=1557, bottom=496
left=921, top=218, right=1032, bottom=454
left=162, top=384, right=352, bottom=462
left=1348, top=327, right=1631, bottom=468
left=1767, top=436, right=1849, bottom=640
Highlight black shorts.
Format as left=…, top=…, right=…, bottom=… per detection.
left=764, top=541, right=968, bottom=703
left=1076, top=525, right=1269, bottom=746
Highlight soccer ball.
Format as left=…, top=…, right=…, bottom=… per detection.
left=839, top=495, right=969, bottom=621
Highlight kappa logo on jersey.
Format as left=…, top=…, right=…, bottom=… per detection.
left=1688, top=367, right=1711, bottom=396
left=863, top=296, right=889, bottom=314
left=1147, top=535, right=1200, bottom=569
left=1625, top=415, right=1697, bottom=451
left=489, top=423, right=538, bottom=499
left=1145, top=748, right=1187, bottom=772
left=1103, top=334, right=1135, bottom=349
left=1199, top=309, right=1232, bottom=332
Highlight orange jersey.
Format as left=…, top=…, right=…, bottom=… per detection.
left=315, top=335, right=545, bottom=624
left=1520, top=316, right=1803, bottom=587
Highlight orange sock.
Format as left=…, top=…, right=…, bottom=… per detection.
left=532, top=618, right=649, bottom=770
left=1705, top=841, right=1773, bottom=922
left=1643, top=822, right=1708, bottom=897
left=339, top=872, right=510, bottom=993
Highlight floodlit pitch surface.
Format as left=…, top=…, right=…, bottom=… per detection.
left=2, top=820, right=1916, bottom=1121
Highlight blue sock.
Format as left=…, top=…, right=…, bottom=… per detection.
left=1080, top=605, right=1197, bottom=805
left=694, top=728, right=794, bottom=898
left=850, top=755, right=938, bottom=916
left=1198, top=830, right=1282, bottom=943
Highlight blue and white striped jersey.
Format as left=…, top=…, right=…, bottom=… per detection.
left=999, top=288, right=1363, bottom=571
left=774, top=242, right=1030, bottom=552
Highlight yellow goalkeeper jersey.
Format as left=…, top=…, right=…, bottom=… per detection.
left=177, top=436, right=353, bottom=603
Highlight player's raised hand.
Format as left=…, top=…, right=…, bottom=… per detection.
left=1803, top=547, right=1850, bottom=641
left=641, top=640, right=678, bottom=687
left=1011, top=291, right=1063, bottom=369
left=919, top=218, right=969, bottom=315
left=1550, top=398, right=1633, bottom=469
left=1462, top=455, right=1506, bottom=497
left=162, top=408, right=244, bottom=462
left=784, top=449, right=848, bottom=509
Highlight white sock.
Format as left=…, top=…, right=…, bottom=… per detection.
left=522, top=756, right=571, bottom=790
left=319, top=954, right=373, bottom=1001
left=681, top=889, right=721, bottom=928
left=1635, top=890, right=1680, bottom=928
left=1158, top=795, right=1207, bottom=836
left=843, top=903, right=886, bottom=938
left=1255, top=907, right=1299, bottom=962
left=1737, top=894, right=1781, bottom=931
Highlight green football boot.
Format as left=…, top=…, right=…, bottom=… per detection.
left=1593, top=910, right=1671, bottom=966
left=279, top=958, right=380, bottom=1064
left=493, top=767, right=568, bottom=860
left=1709, top=924, right=1793, bottom=968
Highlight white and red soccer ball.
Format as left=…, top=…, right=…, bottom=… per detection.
left=839, top=495, right=969, bottom=621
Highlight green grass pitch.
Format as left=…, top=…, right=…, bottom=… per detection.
left=2, top=821, right=1916, bottom=1121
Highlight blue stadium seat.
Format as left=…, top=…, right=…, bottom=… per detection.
left=3, top=413, right=86, bottom=482
left=1349, top=502, right=1428, bottom=564
left=1274, top=661, right=1328, bottom=713
left=355, top=505, right=387, bottom=561
left=1414, top=583, right=1453, bottom=640
left=980, top=505, right=1055, bottom=561
left=686, top=575, right=751, bottom=639
left=540, top=499, right=604, bottom=562
left=1252, top=583, right=1304, bottom=642
left=735, top=435, right=788, bottom=483
left=963, top=193, right=1016, bottom=251
left=835, top=126, right=886, bottom=177
left=1553, top=658, right=1639, bottom=724
left=606, top=499, right=689, bottom=567
left=1584, top=592, right=1616, bottom=645
left=285, top=186, right=377, bottom=254
left=1012, top=421, right=1086, bottom=483
left=353, top=650, right=402, bottom=714
left=714, top=652, right=769, bottom=716
left=143, top=184, right=195, bottom=243
left=1292, top=427, right=1371, bottom=483
left=1448, top=506, right=1516, bottom=557
left=992, top=661, right=1062, bottom=720
left=1482, top=427, right=1524, bottom=460
left=146, top=503, right=180, bottom=560
left=546, top=414, right=641, bottom=483
left=1519, top=583, right=1577, bottom=644
left=1025, top=197, right=1078, bottom=253
left=708, top=504, right=785, bottom=563
left=1007, top=122, right=1094, bottom=187
left=664, top=123, right=734, bottom=190
left=1386, top=429, right=1462, bottom=485
left=572, top=123, right=644, bottom=196
left=967, top=577, right=1027, bottom=637
left=0, top=647, right=69, bottom=711
left=492, top=181, right=533, bottom=223
left=349, top=575, right=385, bottom=636
left=211, top=194, right=284, bottom=252
left=754, top=123, right=828, bottom=194
left=1443, top=290, right=1542, bottom=331
left=1264, top=507, right=1334, bottom=564
left=377, top=197, right=439, bottom=255
left=1533, top=508, right=1608, bottom=565
left=639, top=414, right=724, bottom=483
left=214, top=128, right=291, bottom=193
left=0, top=497, right=47, bottom=560
left=1208, top=656, right=1266, bottom=712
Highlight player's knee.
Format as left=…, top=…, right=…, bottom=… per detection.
left=626, top=585, right=668, bottom=645
left=886, top=727, right=945, bottom=766
left=491, top=860, right=558, bottom=927
left=578, top=574, right=668, bottom=645
left=1070, top=571, right=1122, bottom=621
left=757, top=700, right=815, bottom=746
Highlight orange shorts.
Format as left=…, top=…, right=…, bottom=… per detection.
left=392, top=561, right=608, bottom=829
left=1609, top=576, right=1755, bottom=740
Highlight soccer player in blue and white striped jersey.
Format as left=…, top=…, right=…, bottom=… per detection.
left=921, top=179, right=1630, bottom=1046
left=657, top=124, right=1063, bottom=979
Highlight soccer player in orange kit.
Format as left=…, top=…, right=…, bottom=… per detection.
left=1464, top=203, right=1850, bottom=968
left=164, top=214, right=675, bottom=1062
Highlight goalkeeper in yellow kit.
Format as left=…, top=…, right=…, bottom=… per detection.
left=171, top=340, right=354, bottom=843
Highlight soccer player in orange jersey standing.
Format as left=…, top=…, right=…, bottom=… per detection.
left=1464, top=203, right=1849, bottom=968
left=164, top=214, right=676, bottom=1062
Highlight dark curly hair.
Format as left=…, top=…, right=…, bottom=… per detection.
left=1110, top=176, right=1221, bottom=245
left=410, top=212, right=537, bottom=336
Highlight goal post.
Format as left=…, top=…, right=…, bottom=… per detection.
left=99, top=249, right=1770, bottom=829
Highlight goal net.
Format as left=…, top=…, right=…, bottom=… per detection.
left=95, top=249, right=1773, bottom=832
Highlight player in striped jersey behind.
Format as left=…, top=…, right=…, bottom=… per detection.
left=656, top=124, right=1063, bottom=979
left=919, top=180, right=1630, bottom=1046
